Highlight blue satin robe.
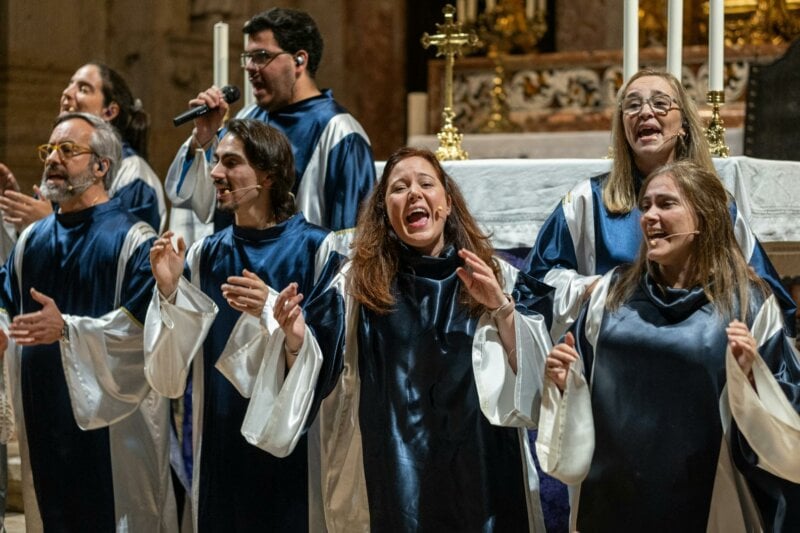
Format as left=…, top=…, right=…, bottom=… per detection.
left=571, top=271, right=800, bottom=532
left=111, top=143, right=167, bottom=233
left=1, top=199, right=156, bottom=531
left=526, top=172, right=797, bottom=337
left=169, top=89, right=375, bottom=233
left=304, top=245, right=554, bottom=532
left=188, top=215, right=341, bottom=531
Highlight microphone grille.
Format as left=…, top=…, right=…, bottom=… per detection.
left=222, top=85, right=241, bottom=104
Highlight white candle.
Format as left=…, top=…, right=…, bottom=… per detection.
left=457, top=0, right=467, bottom=22
left=243, top=33, right=255, bottom=108
left=407, top=92, right=429, bottom=138
left=486, top=0, right=495, bottom=11
left=467, top=0, right=477, bottom=21
left=526, top=0, right=534, bottom=19
left=537, top=0, right=545, bottom=15
left=708, top=0, right=725, bottom=91
left=623, top=0, right=639, bottom=83
left=213, top=22, right=229, bottom=89
left=667, top=0, right=683, bottom=80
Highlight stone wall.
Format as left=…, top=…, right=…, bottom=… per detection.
left=0, top=0, right=407, bottom=196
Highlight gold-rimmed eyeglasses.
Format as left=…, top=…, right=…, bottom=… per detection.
left=240, top=50, right=290, bottom=69
left=37, top=142, right=96, bottom=163
left=620, top=94, right=680, bottom=116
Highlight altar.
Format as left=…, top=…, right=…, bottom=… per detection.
left=376, top=156, right=800, bottom=274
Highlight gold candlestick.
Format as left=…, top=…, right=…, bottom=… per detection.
left=705, top=90, right=730, bottom=158
left=473, top=1, right=547, bottom=133
left=421, top=4, right=479, bottom=161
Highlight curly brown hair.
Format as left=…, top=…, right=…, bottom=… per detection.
left=349, top=147, right=500, bottom=316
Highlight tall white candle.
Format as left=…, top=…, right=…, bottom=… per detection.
left=526, top=0, right=534, bottom=19
left=243, top=33, right=255, bottom=108
left=467, top=0, right=477, bottom=21
left=623, top=0, right=639, bottom=82
left=667, top=0, right=683, bottom=80
left=708, top=0, right=724, bottom=91
left=213, top=22, right=229, bottom=89
left=537, top=0, right=545, bottom=15
left=457, top=0, right=466, bottom=22
left=486, top=0, right=496, bottom=11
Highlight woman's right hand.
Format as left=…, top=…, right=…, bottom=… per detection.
left=546, top=332, right=578, bottom=391
left=273, top=282, right=306, bottom=356
left=150, top=231, right=185, bottom=297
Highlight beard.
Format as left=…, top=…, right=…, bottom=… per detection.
left=40, top=165, right=96, bottom=203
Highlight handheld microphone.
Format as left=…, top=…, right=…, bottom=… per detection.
left=173, top=85, right=241, bottom=127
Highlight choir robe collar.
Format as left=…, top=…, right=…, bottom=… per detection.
left=396, top=241, right=461, bottom=280
left=641, top=272, right=711, bottom=321
left=55, top=197, right=120, bottom=227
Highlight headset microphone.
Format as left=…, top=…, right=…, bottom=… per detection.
left=662, top=231, right=699, bottom=239
left=649, top=230, right=699, bottom=247
left=221, top=184, right=263, bottom=197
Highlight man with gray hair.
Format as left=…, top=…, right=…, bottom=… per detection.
left=0, top=112, right=178, bottom=531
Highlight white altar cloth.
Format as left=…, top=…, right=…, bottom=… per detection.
left=376, top=156, right=800, bottom=251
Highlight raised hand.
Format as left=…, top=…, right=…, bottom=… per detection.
left=150, top=230, right=186, bottom=297
left=455, top=248, right=507, bottom=310
left=546, top=332, right=578, bottom=392
left=273, top=282, right=306, bottom=356
left=222, top=269, right=269, bottom=318
left=726, top=319, right=757, bottom=386
left=9, top=288, right=65, bottom=346
left=0, top=163, right=20, bottom=194
left=189, top=85, right=228, bottom=149
left=0, top=187, right=53, bottom=232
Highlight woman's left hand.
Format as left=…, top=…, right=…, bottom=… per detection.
left=727, top=319, right=758, bottom=385
left=456, top=249, right=507, bottom=310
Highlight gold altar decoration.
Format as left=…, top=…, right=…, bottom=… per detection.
left=421, top=4, right=479, bottom=161
left=716, top=0, right=800, bottom=46
left=470, top=0, right=548, bottom=133
left=705, top=90, right=730, bottom=157
left=640, top=1, right=800, bottom=48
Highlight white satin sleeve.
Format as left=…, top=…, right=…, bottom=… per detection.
left=472, top=260, right=553, bottom=427
left=143, top=276, right=218, bottom=399
left=215, top=289, right=281, bottom=398
left=544, top=269, right=601, bottom=341
left=535, top=270, right=611, bottom=485
left=165, top=137, right=218, bottom=223
left=239, top=326, right=325, bottom=458
left=544, top=181, right=601, bottom=341
left=59, top=309, right=151, bottom=430
left=726, top=294, right=800, bottom=483
left=472, top=308, right=552, bottom=428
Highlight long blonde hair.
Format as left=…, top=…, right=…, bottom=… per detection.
left=607, top=160, right=768, bottom=321
left=604, top=70, right=714, bottom=214
left=349, top=147, right=500, bottom=316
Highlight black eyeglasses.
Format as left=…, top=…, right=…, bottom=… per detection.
left=240, top=50, right=290, bottom=68
left=37, top=142, right=96, bottom=163
left=620, top=94, right=680, bottom=116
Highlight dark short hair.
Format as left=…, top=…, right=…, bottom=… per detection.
left=224, top=118, right=297, bottom=222
left=243, top=8, right=323, bottom=77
